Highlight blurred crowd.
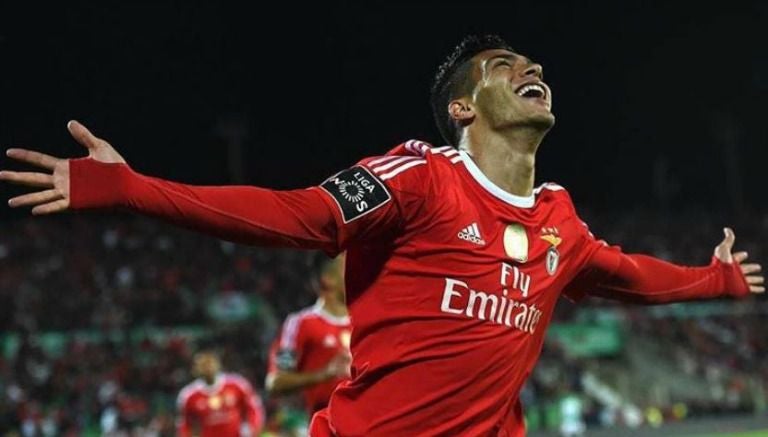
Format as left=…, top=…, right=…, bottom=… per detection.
left=0, top=210, right=766, bottom=436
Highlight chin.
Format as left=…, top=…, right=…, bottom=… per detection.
left=522, top=110, right=555, bottom=131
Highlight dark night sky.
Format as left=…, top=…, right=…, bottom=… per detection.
left=1, top=1, right=766, bottom=219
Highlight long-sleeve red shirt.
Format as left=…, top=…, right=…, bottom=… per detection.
left=70, top=140, right=749, bottom=436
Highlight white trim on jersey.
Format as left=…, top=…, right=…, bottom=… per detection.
left=279, top=312, right=305, bottom=349
left=185, top=374, right=226, bottom=396
left=312, top=301, right=351, bottom=326
left=371, top=156, right=421, bottom=174
left=533, top=182, right=565, bottom=194
left=177, top=380, right=204, bottom=410
left=405, top=139, right=431, bottom=156
left=457, top=151, right=535, bottom=208
left=379, top=159, right=426, bottom=180
left=368, top=155, right=401, bottom=166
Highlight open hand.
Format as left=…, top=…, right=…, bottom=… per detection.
left=714, top=227, right=764, bottom=293
left=0, top=120, right=125, bottom=215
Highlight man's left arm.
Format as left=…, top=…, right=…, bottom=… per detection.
left=569, top=227, right=763, bottom=304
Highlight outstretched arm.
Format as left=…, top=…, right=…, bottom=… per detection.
left=0, top=121, right=395, bottom=253
left=571, top=228, right=763, bottom=304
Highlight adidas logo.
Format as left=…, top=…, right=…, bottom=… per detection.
left=458, top=222, right=486, bottom=245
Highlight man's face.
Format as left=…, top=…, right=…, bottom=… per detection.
left=321, top=254, right=346, bottom=303
left=468, top=49, right=555, bottom=131
left=193, top=353, right=221, bottom=380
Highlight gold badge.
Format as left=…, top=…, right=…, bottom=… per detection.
left=208, top=395, right=222, bottom=410
left=503, top=224, right=529, bottom=262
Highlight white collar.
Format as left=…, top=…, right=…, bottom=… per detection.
left=458, top=151, right=535, bottom=208
left=196, top=374, right=225, bottom=394
left=312, top=301, right=350, bottom=326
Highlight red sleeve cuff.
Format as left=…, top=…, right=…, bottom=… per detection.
left=711, top=256, right=751, bottom=298
left=69, top=158, right=133, bottom=209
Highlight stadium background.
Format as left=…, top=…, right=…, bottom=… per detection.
left=1, top=1, right=766, bottom=436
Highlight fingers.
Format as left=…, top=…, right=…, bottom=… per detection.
left=67, top=120, right=100, bottom=150
left=742, top=261, right=764, bottom=293
left=721, top=227, right=735, bottom=250
left=31, top=199, right=69, bottom=215
left=8, top=189, right=63, bottom=208
left=5, top=149, right=61, bottom=170
left=0, top=171, right=54, bottom=188
left=741, top=263, right=761, bottom=275
left=733, top=251, right=749, bottom=264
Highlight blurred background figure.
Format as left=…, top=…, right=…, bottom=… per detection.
left=177, top=350, right=263, bottom=437
left=265, top=254, right=351, bottom=430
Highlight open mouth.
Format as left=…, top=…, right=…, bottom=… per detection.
left=515, top=83, right=547, bottom=100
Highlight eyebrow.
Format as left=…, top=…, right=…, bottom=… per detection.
left=488, top=53, right=532, bottom=65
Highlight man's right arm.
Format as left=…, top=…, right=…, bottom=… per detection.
left=265, top=351, right=351, bottom=395
left=69, top=158, right=341, bottom=252
left=1, top=120, right=408, bottom=254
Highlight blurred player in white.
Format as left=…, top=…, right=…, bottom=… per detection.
left=177, top=351, right=264, bottom=437
left=266, top=253, right=352, bottom=415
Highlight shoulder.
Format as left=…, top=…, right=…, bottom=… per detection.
left=224, top=373, right=254, bottom=391
left=534, top=182, right=577, bottom=211
left=315, top=140, right=462, bottom=224
left=177, top=380, right=203, bottom=407
left=357, top=139, right=462, bottom=187
left=278, top=306, right=316, bottom=346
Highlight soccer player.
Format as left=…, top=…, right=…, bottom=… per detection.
left=177, top=351, right=264, bottom=437
left=1, top=35, right=764, bottom=436
left=266, top=253, right=352, bottom=415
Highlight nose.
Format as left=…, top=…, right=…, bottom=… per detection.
left=521, top=63, right=543, bottom=79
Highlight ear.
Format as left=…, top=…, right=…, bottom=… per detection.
left=448, top=99, right=475, bottom=124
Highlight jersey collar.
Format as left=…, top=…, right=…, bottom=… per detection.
left=312, top=301, right=350, bottom=326
left=458, top=151, right=536, bottom=208
left=196, top=373, right=225, bottom=394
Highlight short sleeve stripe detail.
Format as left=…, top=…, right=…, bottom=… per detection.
left=371, top=156, right=421, bottom=174
left=380, top=159, right=427, bottom=180
left=368, top=155, right=401, bottom=166
left=405, top=139, right=431, bottom=155
left=279, top=312, right=302, bottom=349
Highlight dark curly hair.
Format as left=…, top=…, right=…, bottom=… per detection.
left=430, top=35, right=514, bottom=146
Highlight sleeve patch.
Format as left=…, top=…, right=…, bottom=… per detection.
left=320, top=166, right=392, bottom=223
left=275, top=349, right=297, bottom=371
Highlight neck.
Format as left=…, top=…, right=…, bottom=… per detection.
left=318, top=295, right=347, bottom=317
left=203, top=374, right=218, bottom=386
left=459, top=125, right=544, bottom=197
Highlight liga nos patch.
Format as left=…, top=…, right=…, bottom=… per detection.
left=320, top=166, right=391, bottom=223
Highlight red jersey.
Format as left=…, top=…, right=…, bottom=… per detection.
left=177, top=373, right=264, bottom=437
left=70, top=140, right=750, bottom=436
left=267, top=302, right=352, bottom=413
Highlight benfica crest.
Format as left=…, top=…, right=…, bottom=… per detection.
left=540, top=227, right=562, bottom=276
left=503, top=223, right=529, bottom=263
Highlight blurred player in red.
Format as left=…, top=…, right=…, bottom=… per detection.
left=3, top=35, right=764, bottom=436
left=177, top=351, right=264, bottom=437
left=266, top=253, right=352, bottom=415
